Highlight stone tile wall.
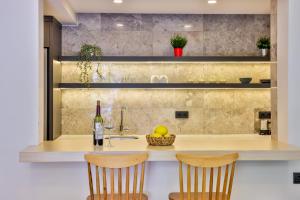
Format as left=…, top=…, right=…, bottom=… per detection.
left=61, top=13, right=271, bottom=135
left=61, top=89, right=271, bottom=135
left=62, top=14, right=270, bottom=56
left=62, top=62, right=270, bottom=84
left=60, top=62, right=271, bottom=135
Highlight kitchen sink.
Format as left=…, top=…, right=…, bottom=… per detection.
left=104, top=136, right=139, bottom=140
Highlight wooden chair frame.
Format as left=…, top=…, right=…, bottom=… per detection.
left=171, top=153, right=239, bottom=200
left=84, top=153, right=148, bottom=200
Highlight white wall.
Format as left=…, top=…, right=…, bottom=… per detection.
left=277, top=0, right=289, bottom=142
left=287, top=0, right=300, bottom=145
left=287, top=0, right=300, bottom=198
left=1, top=0, right=300, bottom=200
left=0, top=0, right=41, bottom=199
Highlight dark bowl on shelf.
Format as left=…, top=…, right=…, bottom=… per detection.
left=239, top=78, right=252, bottom=84
left=260, top=79, right=271, bottom=84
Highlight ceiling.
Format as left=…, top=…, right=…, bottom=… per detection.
left=67, top=0, right=271, bottom=14
left=44, top=0, right=271, bottom=24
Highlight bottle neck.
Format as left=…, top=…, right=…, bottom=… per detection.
left=96, top=105, right=101, bottom=116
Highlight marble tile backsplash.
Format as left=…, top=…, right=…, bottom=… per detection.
left=61, top=62, right=270, bottom=84
left=62, top=14, right=270, bottom=56
left=60, top=62, right=271, bottom=135
left=61, top=89, right=271, bottom=135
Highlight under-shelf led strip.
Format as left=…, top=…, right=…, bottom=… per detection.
left=208, top=0, right=217, bottom=4
left=113, top=0, right=123, bottom=4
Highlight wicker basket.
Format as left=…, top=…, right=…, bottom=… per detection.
left=146, top=134, right=176, bottom=146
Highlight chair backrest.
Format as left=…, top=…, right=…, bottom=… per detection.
left=84, top=153, right=148, bottom=200
left=176, top=153, right=239, bottom=200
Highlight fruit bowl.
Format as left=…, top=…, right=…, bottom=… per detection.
left=146, top=134, right=176, bottom=146
left=239, top=77, right=252, bottom=84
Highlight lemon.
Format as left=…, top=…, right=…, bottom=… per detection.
left=150, top=133, right=161, bottom=138
left=164, top=133, right=171, bottom=138
left=154, top=125, right=168, bottom=136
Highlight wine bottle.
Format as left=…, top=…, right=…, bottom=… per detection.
left=93, top=100, right=104, bottom=146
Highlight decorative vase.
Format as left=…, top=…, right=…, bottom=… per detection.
left=261, top=49, right=268, bottom=57
left=159, top=75, right=169, bottom=83
left=150, top=75, right=160, bottom=83
left=174, top=48, right=183, bottom=57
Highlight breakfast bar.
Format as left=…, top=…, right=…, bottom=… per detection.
left=20, top=135, right=300, bottom=163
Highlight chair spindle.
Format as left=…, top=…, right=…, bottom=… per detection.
left=88, top=163, right=94, bottom=200
left=216, top=167, right=221, bottom=200
left=222, top=165, right=229, bottom=200
left=202, top=167, right=206, bottom=200
left=118, top=168, right=122, bottom=200
left=133, top=164, right=138, bottom=200
left=110, top=169, right=114, bottom=200
left=187, top=165, right=191, bottom=200
left=103, top=168, right=107, bottom=200
left=96, top=166, right=101, bottom=200
left=194, top=167, right=198, bottom=200
left=179, top=161, right=184, bottom=200
left=209, top=168, right=214, bottom=200
left=139, top=162, right=145, bottom=200
left=227, top=162, right=236, bottom=200
left=126, top=167, right=130, bottom=200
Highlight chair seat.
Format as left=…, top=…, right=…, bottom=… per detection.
left=87, top=193, right=148, bottom=200
left=169, top=192, right=228, bottom=200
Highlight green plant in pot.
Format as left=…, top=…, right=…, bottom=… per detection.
left=77, top=44, right=103, bottom=83
left=170, top=34, right=188, bottom=57
left=256, top=37, right=270, bottom=57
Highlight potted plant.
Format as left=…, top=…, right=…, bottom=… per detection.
left=256, top=37, right=270, bottom=57
left=170, top=35, right=188, bottom=57
left=77, top=44, right=103, bottom=83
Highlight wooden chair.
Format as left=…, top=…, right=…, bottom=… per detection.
left=84, top=153, right=148, bottom=200
left=169, top=153, right=239, bottom=200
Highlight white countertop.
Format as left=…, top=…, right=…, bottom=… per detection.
left=19, top=134, right=300, bottom=162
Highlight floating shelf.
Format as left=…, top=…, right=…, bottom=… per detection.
left=58, top=56, right=271, bottom=62
left=58, top=83, right=271, bottom=89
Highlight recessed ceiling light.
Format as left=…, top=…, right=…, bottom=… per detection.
left=208, top=0, right=217, bottom=4
left=113, top=0, right=123, bottom=4
left=116, top=23, right=124, bottom=27
left=184, top=24, right=193, bottom=29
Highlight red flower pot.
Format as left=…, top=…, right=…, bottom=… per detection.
left=174, top=48, right=183, bottom=57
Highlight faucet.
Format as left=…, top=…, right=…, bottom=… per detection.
left=119, top=107, right=129, bottom=135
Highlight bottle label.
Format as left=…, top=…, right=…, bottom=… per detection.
left=95, top=122, right=103, bottom=140
left=261, top=120, right=268, bottom=130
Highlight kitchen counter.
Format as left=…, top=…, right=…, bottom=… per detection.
left=19, top=135, right=300, bottom=162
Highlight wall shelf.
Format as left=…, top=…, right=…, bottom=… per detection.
left=58, top=56, right=271, bottom=62
left=58, top=83, right=271, bottom=89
